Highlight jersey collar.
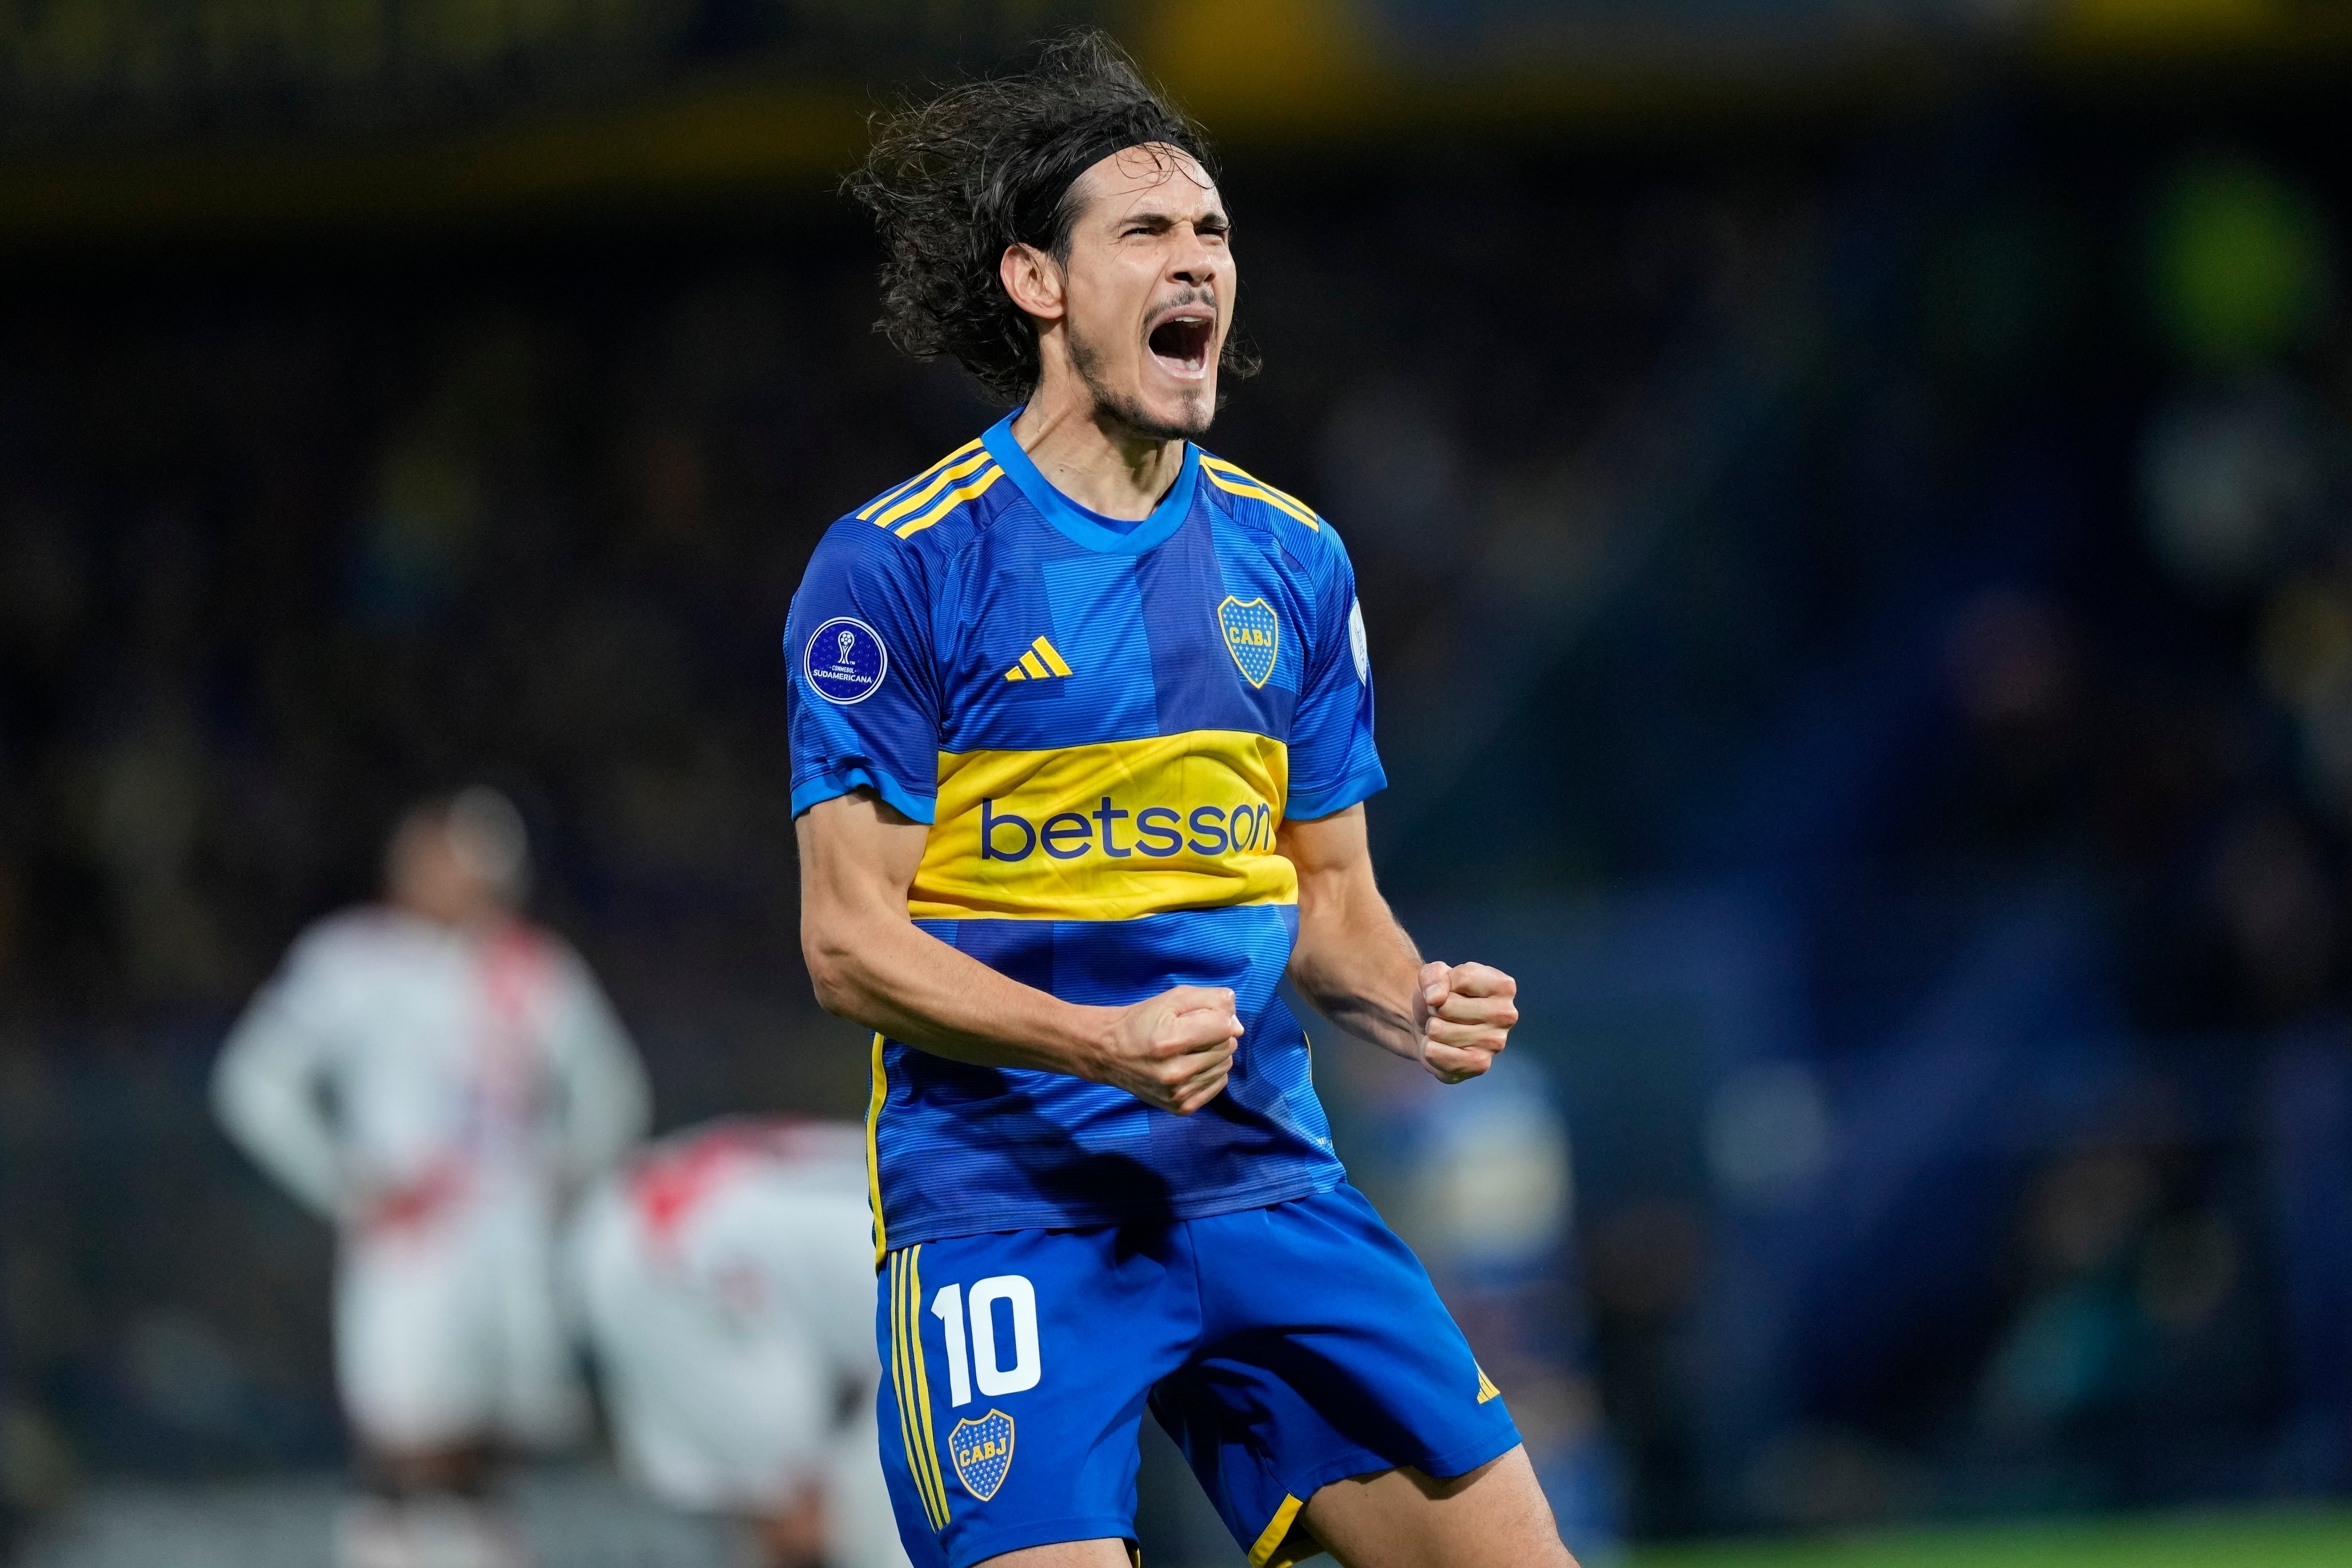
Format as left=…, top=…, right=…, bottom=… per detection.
left=981, top=408, right=1201, bottom=556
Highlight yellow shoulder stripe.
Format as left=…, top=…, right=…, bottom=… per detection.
left=1201, top=458, right=1320, bottom=530
left=874, top=449, right=995, bottom=531
left=895, top=464, right=1005, bottom=539
left=1206, top=470, right=1320, bottom=530
left=858, top=438, right=984, bottom=522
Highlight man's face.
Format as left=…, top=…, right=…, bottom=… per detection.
left=387, top=819, right=507, bottom=927
left=1056, top=145, right=1234, bottom=441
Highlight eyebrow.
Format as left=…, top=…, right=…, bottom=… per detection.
left=1113, top=208, right=1230, bottom=230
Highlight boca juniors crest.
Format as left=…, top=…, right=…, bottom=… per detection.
left=949, top=1409, right=1015, bottom=1501
left=1217, top=596, right=1279, bottom=689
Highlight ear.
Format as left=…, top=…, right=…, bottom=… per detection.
left=999, top=242, right=1065, bottom=325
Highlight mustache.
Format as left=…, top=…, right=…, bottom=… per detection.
left=1149, top=287, right=1220, bottom=319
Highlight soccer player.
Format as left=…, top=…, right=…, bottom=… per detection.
left=788, top=32, right=1572, bottom=1568
left=571, top=1117, right=912, bottom=1568
left=214, top=788, right=651, bottom=1568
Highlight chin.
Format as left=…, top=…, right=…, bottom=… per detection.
left=1118, top=381, right=1217, bottom=442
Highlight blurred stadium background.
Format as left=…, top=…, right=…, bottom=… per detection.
left=6, top=0, right=2352, bottom=1563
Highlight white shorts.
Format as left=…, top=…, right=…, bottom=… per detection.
left=571, top=1182, right=906, bottom=1568
left=336, top=1191, right=585, bottom=1452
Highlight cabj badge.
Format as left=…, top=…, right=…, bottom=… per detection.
left=949, top=1408, right=1015, bottom=1502
left=1217, top=596, right=1279, bottom=689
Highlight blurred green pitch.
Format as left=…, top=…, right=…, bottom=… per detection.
left=1637, top=1508, right=2352, bottom=1568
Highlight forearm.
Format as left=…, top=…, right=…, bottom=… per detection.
left=212, top=1019, right=344, bottom=1217
left=1280, top=805, right=1519, bottom=1084
left=795, top=790, right=1236, bottom=1113
left=1289, top=873, right=1426, bottom=1061
left=556, top=1007, right=651, bottom=1182
left=806, top=905, right=1117, bottom=1078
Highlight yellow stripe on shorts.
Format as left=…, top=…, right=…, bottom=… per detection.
left=905, top=1244, right=954, bottom=1515
left=888, top=1251, right=949, bottom=1529
left=1249, top=1493, right=1307, bottom=1566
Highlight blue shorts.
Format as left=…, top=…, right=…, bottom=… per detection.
left=874, top=1184, right=1521, bottom=1568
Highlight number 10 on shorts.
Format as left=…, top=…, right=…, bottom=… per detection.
left=930, top=1275, right=1042, bottom=1406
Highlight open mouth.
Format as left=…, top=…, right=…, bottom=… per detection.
left=1146, top=313, right=1213, bottom=379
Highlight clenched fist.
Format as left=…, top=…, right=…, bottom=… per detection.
left=1090, top=985, right=1243, bottom=1114
left=1416, top=961, right=1518, bottom=1084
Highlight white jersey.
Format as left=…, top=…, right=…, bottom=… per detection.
left=214, top=905, right=650, bottom=1449
left=214, top=906, right=650, bottom=1224
left=572, top=1119, right=905, bottom=1568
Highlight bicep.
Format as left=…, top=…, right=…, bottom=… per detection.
left=218, top=958, right=339, bottom=1088
left=1278, top=803, right=1378, bottom=926
left=796, top=790, right=931, bottom=923
left=548, top=960, right=649, bottom=1136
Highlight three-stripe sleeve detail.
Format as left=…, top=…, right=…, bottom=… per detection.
left=1201, top=457, right=1321, bottom=530
left=873, top=451, right=995, bottom=534
left=894, top=464, right=1004, bottom=539
left=857, top=439, right=984, bottom=522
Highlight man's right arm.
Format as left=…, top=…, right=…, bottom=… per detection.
left=795, top=789, right=1240, bottom=1115
left=212, top=948, right=346, bottom=1220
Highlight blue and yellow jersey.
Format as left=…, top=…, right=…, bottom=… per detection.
left=785, top=410, right=1384, bottom=1251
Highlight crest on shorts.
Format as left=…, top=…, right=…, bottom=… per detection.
left=948, top=1409, right=1015, bottom=1501
left=1217, top=596, right=1279, bottom=689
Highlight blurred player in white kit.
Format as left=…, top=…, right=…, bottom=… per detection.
left=213, top=787, right=651, bottom=1568
left=571, top=1117, right=910, bottom=1568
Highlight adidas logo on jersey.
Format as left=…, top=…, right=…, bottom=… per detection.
left=1003, top=636, right=1075, bottom=682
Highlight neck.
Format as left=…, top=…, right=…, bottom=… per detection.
left=392, top=894, right=501, bottom=931
left=1009, top=366, right=1186, bottom=522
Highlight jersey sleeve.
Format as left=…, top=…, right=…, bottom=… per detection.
left=1284, top=525, right=1388, bottom=822
left=211, top=923, right=353, bottom=1219
left=783, top=519, right=944, bottom=823
left=542, top=941, right=651, bottom=1184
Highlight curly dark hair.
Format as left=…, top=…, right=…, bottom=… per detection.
left=844, top=30, right=1257, bottom=404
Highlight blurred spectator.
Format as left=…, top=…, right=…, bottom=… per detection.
left=1977, top=1148, right=2159, bottom=1446
left=1942, top=588, right=2091, bottom=850
left=1967, top=1138, right=2273, bottom=1497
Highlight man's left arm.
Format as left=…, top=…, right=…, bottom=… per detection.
left=545, top=946, right=653, bottom=1185
left=1279, top=803, right=1518, bottom=1084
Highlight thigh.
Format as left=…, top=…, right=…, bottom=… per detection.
left=1154, top=1187, right=1524, bottom=1568
left=1300, top=1446, right=1574, bottom=1568
left=335, top=1237, right=488, bottom=1450
left=875, top=1226, right=1190, bottom=1568
left=486, top=1208, right=586, bottom=1449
